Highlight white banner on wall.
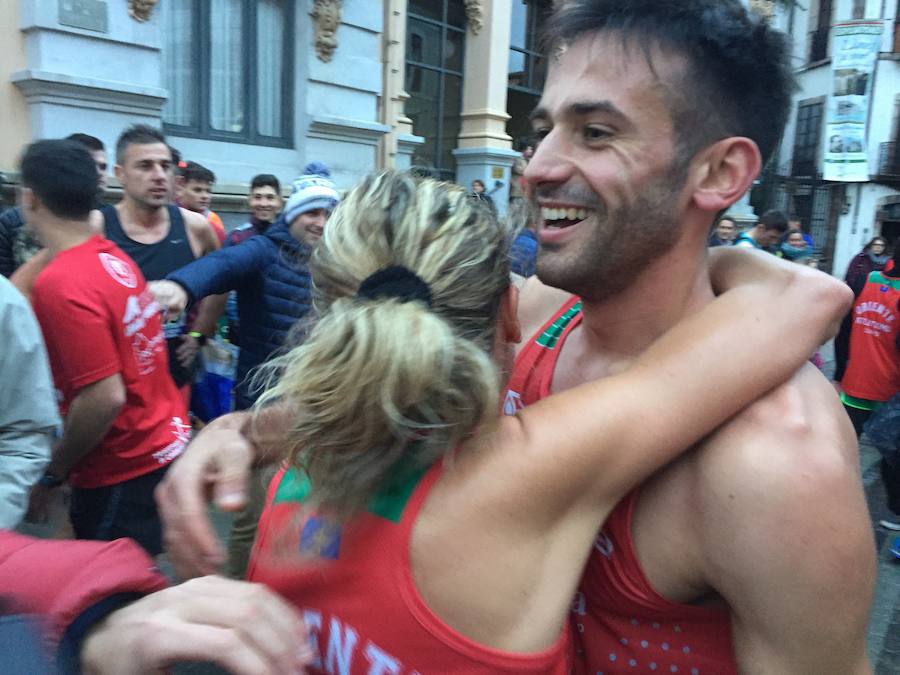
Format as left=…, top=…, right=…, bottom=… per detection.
left=823, top=20, right=884, bottom=182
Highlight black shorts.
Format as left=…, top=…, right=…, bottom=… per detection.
left=70, top=465, right=169, bottom=556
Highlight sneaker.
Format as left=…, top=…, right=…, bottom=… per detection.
left=879, top=519, right=900, bottom=531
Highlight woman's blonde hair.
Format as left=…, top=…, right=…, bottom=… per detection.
left=257, top=171, right=511, bottom=516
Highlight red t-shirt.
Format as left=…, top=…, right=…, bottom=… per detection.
left=505, top=297, right=736, bottom=675
left=31, top=236, right=189, bottom=488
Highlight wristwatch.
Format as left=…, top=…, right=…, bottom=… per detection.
left=38, top=471, right=65, bottom=488
left=188, top=331, right=208, bottom=346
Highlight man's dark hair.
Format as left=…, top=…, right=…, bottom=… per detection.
left=115, top=124, right=168, bottom=164
left=65, top=133, right=104, bottom=153
left=178, top=161, right=216, bottom=185
left=543, top=0, right=795, bottom=166
left=250, top=173, right=281, bottom=193
left=20, top=140, right=97, bottom=220
left=759, top=209, right=789, bottom=233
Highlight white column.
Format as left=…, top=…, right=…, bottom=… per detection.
left=452, top=0, right=519, bottom=217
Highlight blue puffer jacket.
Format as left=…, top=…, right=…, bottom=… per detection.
left=167, top=220, right=311, bottom=408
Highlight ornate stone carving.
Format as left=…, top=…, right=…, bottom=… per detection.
left=749, top=0, right=775, bottom=19
left=128, top=0, right=158, bottom=22
left=464, top=0, right=483, bottom=35
left=312, top=0, right=342, bottom=62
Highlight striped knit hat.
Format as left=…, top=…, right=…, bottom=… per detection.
left=282, top=161, right=339, bottom=225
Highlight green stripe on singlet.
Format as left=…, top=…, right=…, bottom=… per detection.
left=273, top=458, right=428, bottom=524
left=535, top=301, right=582, bottom=349
left=840, top=392, right=881, bottom=412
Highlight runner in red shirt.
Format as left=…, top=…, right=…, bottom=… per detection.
left=23, top=139, right=188, bottom=555
left=508, top=299, right=736, bottom=673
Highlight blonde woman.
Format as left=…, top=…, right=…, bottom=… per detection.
left=166, top=172, right=848, bottom=673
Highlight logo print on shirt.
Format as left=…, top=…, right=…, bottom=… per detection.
left=300, top=517, right=342, bottom=559
left=153, top=416, right=191, bottom=464
left=99, top=252, right=138, bottom=288
left=132, top=332, right=164, bottom=374
left=503, top=390, right=524, bottom=415
left=594, top=531, right=614, bottom=558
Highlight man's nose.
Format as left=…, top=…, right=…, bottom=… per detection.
left=524, top=132, right=573, bottom=192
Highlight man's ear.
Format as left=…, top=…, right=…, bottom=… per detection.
left=500, top=284, right=522, bottom=345
left=690, top=137, right=761, bottom=214
left=113, top=163, right=126, bottom=185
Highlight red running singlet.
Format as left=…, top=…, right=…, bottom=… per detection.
left=842, top=271, right=900, bottom=402
left=248, top=461, right=572, bottom=675
left=505, top=297, right=737, bottom=675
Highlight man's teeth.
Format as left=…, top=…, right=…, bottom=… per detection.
left=541, top=207, right=590, bottom=222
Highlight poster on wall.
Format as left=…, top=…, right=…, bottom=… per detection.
left=823, top=20, right=884, bottom=182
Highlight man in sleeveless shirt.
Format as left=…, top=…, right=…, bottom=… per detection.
left=511, top=2, right=874, bottom=673
left=94, top=125, right=220, bottom=400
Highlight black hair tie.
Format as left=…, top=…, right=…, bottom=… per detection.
left=357, top=266, right=432, bottom=308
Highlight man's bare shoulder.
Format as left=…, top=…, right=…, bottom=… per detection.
left=181, top=208, right=219, bottom=252
left=181, top=207, right=211, bottom=231
left=517, top=276, right=573, bottom=346
left=687, top=362, right=873, bottom=609
left=686, top=364, right=875, bottom=672
left=694, top=362, right=861, bottom=511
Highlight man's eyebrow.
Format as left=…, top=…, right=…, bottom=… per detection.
left=529, top=106, right=549, bottom=123
left=570, top=100, right=628, bottom=121
left=530, top=100, right=629, bottom=124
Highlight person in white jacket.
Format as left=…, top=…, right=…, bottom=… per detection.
left=0, top=274, right=59, bottom=528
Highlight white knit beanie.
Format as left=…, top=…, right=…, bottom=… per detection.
left=282, top=162, right=339, bottom=225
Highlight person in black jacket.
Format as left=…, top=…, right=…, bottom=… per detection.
left=148, top=163, right=339, bottom=578
left=150, top=162, right=338, bottom=411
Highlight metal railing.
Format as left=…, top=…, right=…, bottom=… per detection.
left=792, top=155, right=818, bottom=177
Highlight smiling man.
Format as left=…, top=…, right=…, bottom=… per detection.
left=509, top=1, right=875, bottom=673
left=148, top=162, right=339, bottom=412
left=228, top=174, right=284, bottom=246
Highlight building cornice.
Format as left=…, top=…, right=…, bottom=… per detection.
left=11, top=69, right=166, bottom=116
left=307, top=115, right=391, bottom=146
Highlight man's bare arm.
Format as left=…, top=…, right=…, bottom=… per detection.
left=190, top=292, right=228, bottom=337
left=183, top=209, right=221, bottom=257
left=698, top=367, right=875, bottom=674
left=156, top=405, right=291, bottom=577
left=48, top=374, right=125, bottom=477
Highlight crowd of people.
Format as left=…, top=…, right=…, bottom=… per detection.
left=710, top=210, right=820, bottom=266
left=0, top=1, right=897, bottom=674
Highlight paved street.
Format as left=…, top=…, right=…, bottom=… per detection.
left=861, top=440, right=900, bottom=675
left=820, top=341, right=900, bottom=675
